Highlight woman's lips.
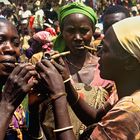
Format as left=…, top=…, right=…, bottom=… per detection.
left=75, top=45, right=85, bottom=50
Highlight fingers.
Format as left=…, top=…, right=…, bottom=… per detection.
left=36, top=59, right=56, bottom=72
left=51, top=59, right=65, bottom=72
left=11, top=63, right=35, bottom=76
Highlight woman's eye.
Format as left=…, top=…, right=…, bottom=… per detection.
left=66, top=28, right=75, bottom=34
left=80, top=28, right=89, bottom=34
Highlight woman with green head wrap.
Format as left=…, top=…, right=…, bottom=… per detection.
left=39, top=2, right=114, bottom=140
left=54, top=2, right=97, bottom=52
left=53, top=2, right=100, bottom=85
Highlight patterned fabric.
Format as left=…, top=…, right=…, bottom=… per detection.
left=33, top=31, right=52, bottom=51
left=69, top=83, right=109, bottom=138
left=29, top=52, right=43, bottom=65
left=6, top=96, right=29, bottom=140
left=89, top=91, right=140, bottom=140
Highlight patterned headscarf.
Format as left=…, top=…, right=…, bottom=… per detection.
left=54, top=2, right=97, bottom=52
left=33, top=31, right=53, bottom=50
left=112, top=16, right=140, bottom=62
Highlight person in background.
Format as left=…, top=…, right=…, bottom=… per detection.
left=101, top=4, right=131, bottom=34
left=18, top=3, right=32, bottom=36
left=26, top=31, right=54, bottom=65
left=33, top=0, right=45, bottom=33
left=20, top=28, right=31, bottom=63
left=36, top=16, right=140, bottom=140
left=92, top=4, right=131, bottom=52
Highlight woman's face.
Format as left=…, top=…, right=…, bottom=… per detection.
left=97, top=27, right=125, bottom=81
left=62, top=13, right=94, bottom=54
left=0, top=20, right=20, bottom=82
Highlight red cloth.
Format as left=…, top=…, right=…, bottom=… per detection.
left=29, top=16, right=35, bottom=30
left=45, top=27, right=57, bottom=36
left=33, top=31, right=53, bottom=51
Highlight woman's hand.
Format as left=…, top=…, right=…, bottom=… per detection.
left=43, top=51, right=70, bottom=81
left=1, top=63, right=38, bottom=111
left=51, top=57, right=70, bottom=81
left=36, top=59, right=65, bottom=97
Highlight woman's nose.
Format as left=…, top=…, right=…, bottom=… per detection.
left=74, top=33, right=82, bottom=40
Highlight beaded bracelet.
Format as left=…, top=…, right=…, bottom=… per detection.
left=63, top=76, right=72, bottom=83
left=53, top=126, right=73, bottom=133
left=51, top=92, right=67, bottom=101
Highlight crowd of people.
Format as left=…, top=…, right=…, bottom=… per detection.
left=0, top=0, right=140, bottom=140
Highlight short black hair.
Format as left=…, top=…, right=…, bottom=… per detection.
left=102, top=5, right=131, bottom=19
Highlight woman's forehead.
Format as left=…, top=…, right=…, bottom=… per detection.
left=64, top=13, right=92, bottom=23
left=0, top=22, right=18, bottom=36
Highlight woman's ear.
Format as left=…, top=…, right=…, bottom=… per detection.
left=124, top=56, right=140, bottom=71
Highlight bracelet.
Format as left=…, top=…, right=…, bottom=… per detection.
left=71, top=93, right=80, bottom=106
left=53, top=126, right=73, bottom=133
left=51, top=92, right=67, bottom=101
left=63, top=76, right=71, bottom=83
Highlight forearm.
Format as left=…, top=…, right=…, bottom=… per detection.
left=28, top=105, right=43, bottom=139
left=65, top=81, right=104, bottom=126
left=52, top=95, right=76, bottom=140
left=0, top=102, right=14, bottom=140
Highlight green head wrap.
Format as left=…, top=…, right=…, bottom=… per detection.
left=54, top=2, right=97, bottom=52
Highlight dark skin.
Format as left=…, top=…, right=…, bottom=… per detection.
left=103, top=12, right=129, bottom=33
left=62, top=13, right=98, bottom=84
left=35, top=57, right=112, bottom=140
left=36, top=25, right=140, bottom=139
left=0, top=19, right=38, bottom=140
left=98, top=27, right=140, bottom=98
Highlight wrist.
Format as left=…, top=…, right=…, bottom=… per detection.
left=0, top=102, right=14, bottom=118
left=50, top=92, right=67, bottom=102
left=63, top=75, right=72, bottom=84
